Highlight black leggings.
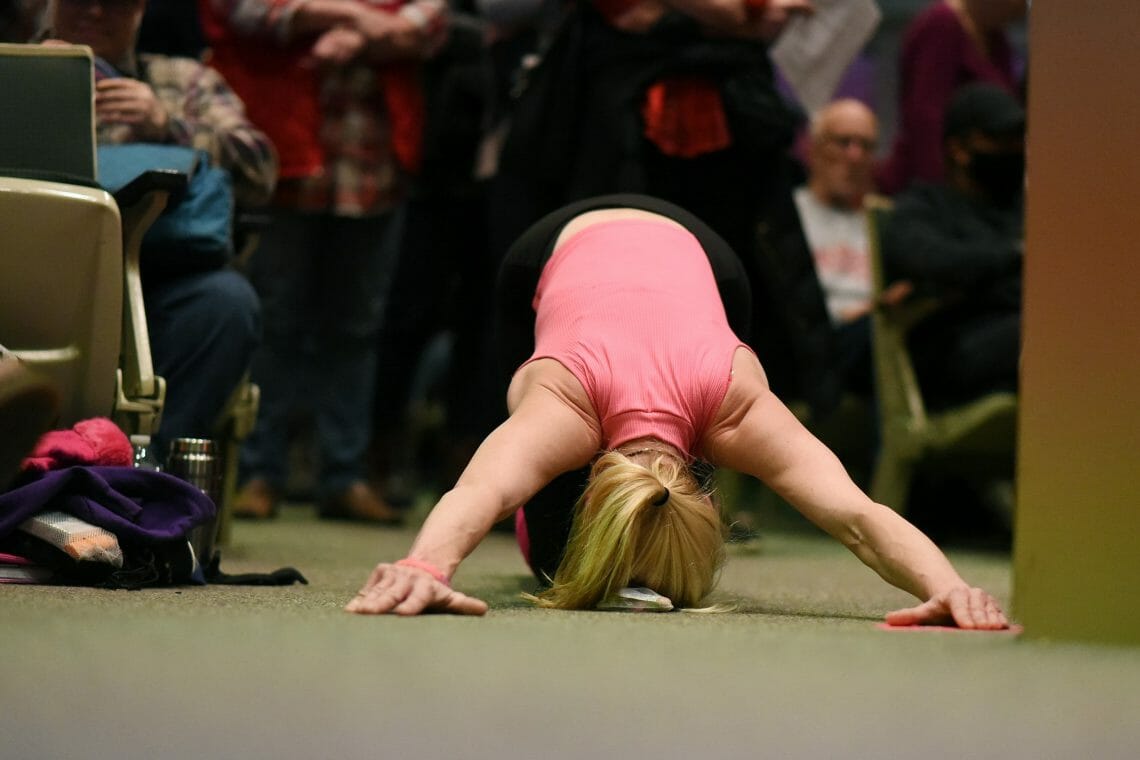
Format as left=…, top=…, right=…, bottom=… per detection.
left=494, top=194, right=752, bottom=580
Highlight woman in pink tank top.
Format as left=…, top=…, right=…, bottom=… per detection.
left=346, top=196, right=1008, bottom=630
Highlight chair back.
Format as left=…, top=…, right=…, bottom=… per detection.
left=866, top=196, right=928, bottom=458
left=0, top=43, right=96, bottom=180
left=0, top=43, right=165, bottom=434
left=0, top=177, right=123, bottom=426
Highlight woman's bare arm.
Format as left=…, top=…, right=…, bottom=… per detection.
left=348, top=365, right=600, bottom=615
left=703, top=350, right=1008, bottom=628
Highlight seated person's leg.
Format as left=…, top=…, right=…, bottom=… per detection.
left=145, top=269, right=261, bottom=460
left=946, top=311, right=1021, bottom=399
left=916, top=311, right=1021, bottom=409
left=834, top=315, right=873, bottom=397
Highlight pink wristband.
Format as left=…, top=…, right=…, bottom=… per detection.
left=395, top=558, right=451, bottom=587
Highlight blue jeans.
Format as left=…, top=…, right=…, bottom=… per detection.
left=240, top=209, right=400, bottom=496
left=146, top=268, right=261, bottom=460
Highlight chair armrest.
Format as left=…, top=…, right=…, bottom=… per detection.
left=110, top=168, right=187, bottom=210
left=114, top=170, right=187, bottom=427
left=879, top=294, right=946, bottom=333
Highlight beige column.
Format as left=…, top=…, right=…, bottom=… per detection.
left=1014, top=0, right=1140, bottom=644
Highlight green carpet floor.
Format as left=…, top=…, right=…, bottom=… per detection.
left=3, top=502, right=1138, bottom=759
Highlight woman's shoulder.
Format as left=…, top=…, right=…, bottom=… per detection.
left=509, top=359, right=602, bottom=437
left=702, top=347, right=768, bottom=443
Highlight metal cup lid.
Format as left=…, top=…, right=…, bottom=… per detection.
left=168, top=437, right=216, bottom=456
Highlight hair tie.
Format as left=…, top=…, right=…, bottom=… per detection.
left=395, top=558, right=451, bottom=587
left=652, top=488, right=670, bottom=507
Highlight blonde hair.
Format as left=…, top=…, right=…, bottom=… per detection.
left=527, top=450, right=725, bottom=610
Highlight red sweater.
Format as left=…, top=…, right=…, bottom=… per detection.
left=198, top=0, right=425, bottom=179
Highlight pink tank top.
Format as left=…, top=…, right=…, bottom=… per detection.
left=525, top=219, right=747, bottom=457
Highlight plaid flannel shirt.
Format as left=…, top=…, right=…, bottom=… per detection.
left=97, top=53, right=278, bottom=208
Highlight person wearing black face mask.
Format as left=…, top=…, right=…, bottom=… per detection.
left=966, top=147, right=1026, bottom=206
left=881, top=82, right=1025, bottom=411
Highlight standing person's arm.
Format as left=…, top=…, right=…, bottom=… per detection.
left=599, top=0, right=813, bottom=39
left=206, top=0, right=363, bottom=40
left=158, top=61, right=278, bottom=207
left=704, top=351, right=1008, bottom=629
left=355, top=0, right=447, bottom=61
left=230, top=0, right=446, bottom=66
left=347, top=376, right=601, bottom=615
left=85, top=55, right=277, bottom=206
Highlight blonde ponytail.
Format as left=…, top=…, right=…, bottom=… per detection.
left=527, top=450, right=725, bottom=610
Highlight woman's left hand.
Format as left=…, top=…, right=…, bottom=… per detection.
left=886, top=586, right=1009, bottom=630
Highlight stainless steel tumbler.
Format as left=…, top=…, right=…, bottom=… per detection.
left=165, top=437, right=222, bottom=568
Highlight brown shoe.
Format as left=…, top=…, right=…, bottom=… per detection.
left=233, top=477, right=279, bottom=520
left=319, top=480, right=403, bottom=525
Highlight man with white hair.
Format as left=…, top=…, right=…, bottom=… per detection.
left=798, top=99, right=879, bottom=327
left=791, top=98, right=901, bottom=400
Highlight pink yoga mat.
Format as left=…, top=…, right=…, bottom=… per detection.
left=876, top=622, right=1024, bottom=634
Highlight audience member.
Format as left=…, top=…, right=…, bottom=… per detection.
left=875, top=0, right=1025, bottom=195
left=368, top=0, right=567, bottom=502
left=882, top=82, right=1024, bottom=410
left=369, top=7, right=501, bottom=501
left=490, top=0, right=814, bottom=300
left=199, top=0, right=447, bottom=523
left=752, top=99, right=888, bottom=488
left=794, top=99, right=880, bottom=395
left=44, top=0, right=277, bottom=460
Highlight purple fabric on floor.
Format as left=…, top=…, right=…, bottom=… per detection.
left=0, top=466, right=215, bottom=543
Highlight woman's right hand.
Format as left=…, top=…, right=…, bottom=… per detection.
left=345, top=562, right=488, bottom=616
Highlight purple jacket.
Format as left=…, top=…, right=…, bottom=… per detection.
left=0, top=466, right=215, bottom=544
